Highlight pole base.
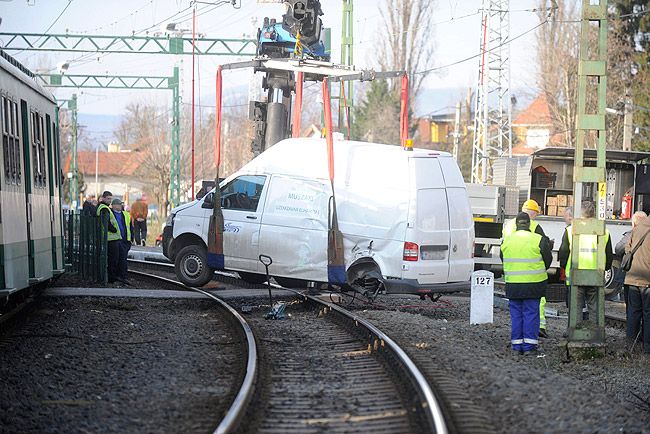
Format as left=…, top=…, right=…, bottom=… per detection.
left=566, top=341, right=606, bottom=360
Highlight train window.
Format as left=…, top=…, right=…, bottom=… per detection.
left=1, top=96, right=21, bottom=185
left=13, top=102, right=21, bottom=185
left=30, top=111, right=47, bottom=188
left=50, top=120, right=57, bottom=187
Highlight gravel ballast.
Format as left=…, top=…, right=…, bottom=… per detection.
left=0, top=296, right=244, bottom=434
left=349, top=295, right=650, bottom=434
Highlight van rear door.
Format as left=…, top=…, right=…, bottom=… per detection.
left=438, top=157, right=474, bottom=282
left=407, top=157, right=450, bottom=283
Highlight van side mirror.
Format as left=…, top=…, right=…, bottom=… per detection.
left=201, top=193, right=214, bottom=209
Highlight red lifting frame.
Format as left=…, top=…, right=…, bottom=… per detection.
left=215, top=66, right=223, bottom=170
left=292, top=71, right=304, bottom=138
left=322, top=77, right=335, bottom=183
left=400, top=73, right=409, bottom=147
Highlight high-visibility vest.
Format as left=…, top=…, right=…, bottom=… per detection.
left=96, top=203, right=122, bottom=242
left=503, top=218, right=539, bottom=238
left=501, top=230, right=548, bottom=284
left=121, top=211, right=132, bottom=242
left=565, top=226, right=610, bottom=282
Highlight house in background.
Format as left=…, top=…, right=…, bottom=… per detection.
left=63, top=142, right=148, bottom=205
left=416, top=112, right=458, bottom=150
left=511, top=94, right=566, bottom=155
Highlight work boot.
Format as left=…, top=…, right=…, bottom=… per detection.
left=539, top=328, right=548, bottom=338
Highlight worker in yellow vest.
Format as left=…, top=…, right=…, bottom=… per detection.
left=109, top=198, right=133, bottom=285
left=503, top=199, right=551, bottom=338
left=500, top=212, right=553, bottom=355
left=558, top=201, right=612, bottom=322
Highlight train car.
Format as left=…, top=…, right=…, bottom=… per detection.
left=0, top=49, right=64, bottom=302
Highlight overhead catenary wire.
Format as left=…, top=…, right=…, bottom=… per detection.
left=414, top=19, right=549, bottom=76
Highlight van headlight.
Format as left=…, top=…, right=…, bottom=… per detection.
left=166, top=213, right=175, bottom=227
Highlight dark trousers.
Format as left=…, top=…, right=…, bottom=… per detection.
left=509, top=298, right=540, bottom=352
left=134, top=220, right=147, bottom=246
left=627, top=285, right=650, bottom=352
left=108, top=240, right=129, bottom=282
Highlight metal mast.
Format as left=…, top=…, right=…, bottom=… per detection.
left=471, top=0, right=512, bottom=184
left=338, top=0, right=353, bottom=131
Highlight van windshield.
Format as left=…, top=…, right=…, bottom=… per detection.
left=220, top=175, right=266, bottom=211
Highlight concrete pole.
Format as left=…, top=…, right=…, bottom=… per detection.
left=452, top=101, right=462, bottom=161
left=623, top=98, right=633, bottom=151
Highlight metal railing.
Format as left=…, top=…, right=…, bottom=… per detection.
left=64, top=210, right=108, bottom=284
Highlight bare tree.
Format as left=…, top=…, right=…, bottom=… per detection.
left=535, top=0, right=579, bottom=147
left=536, top=1, right=635, bottom=149
left=377, top=0, right=436, bottom=97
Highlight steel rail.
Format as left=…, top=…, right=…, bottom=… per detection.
left=128, top=270, right=257, bottom=434
left=128, top=259, right=449, bottom=433
left=290, top=289, right=448, bottom=434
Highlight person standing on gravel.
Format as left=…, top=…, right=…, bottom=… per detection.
left=616, top=211, right=647, bottom=311
left=558, top=201, right=613, bottom=324
left=110, top=198, right=133, bottom=285
left=130, top=196, right=148, bottom=246
left=503, top=199, right=551, bottom=338
left=624, top=214, right=650, bottom=352
left=500, top=212, right=552, bottom=355
left=96, top=191, right=119, bottom=280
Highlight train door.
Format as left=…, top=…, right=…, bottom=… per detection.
left=46, top=114, right=63, bottom=272
left=21, top=101, right=52, bottom=281
left=19, top=100, right=35, bottom=279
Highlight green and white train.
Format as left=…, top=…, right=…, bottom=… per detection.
left=0, top=49, right=64, bottom=302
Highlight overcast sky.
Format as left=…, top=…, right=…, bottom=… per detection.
left=1, top=0, right=543, bottom=117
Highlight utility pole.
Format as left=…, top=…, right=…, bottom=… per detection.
left=471, top=0, right=512, bottom=184
left=339, top=0, right=353, bottom=133
left=568, top=0, right=609, bottom=358
left=623, top=97, right=633, bottom=151
left=452, top=101, right=462, bottom=161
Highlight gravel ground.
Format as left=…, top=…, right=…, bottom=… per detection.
left=345, top=295, right=650, bottom=434
left=51, top=271, right=183, bottom=290
left=0, top=296, right=244, bottom=434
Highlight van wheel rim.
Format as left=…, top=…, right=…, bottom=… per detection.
left=183, top=254, right=203, bottom=278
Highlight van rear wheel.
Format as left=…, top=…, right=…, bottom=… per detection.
left=175, top=245, right=213, bottom=287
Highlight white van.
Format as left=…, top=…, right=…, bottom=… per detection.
left=162, top=138, right=474, bottom=296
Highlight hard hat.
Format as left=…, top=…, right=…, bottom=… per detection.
left=522, top=199, right=541, bottom=213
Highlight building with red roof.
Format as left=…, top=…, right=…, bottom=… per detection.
left=63, top=143, right=149, bottom=205
left=511, top=94, right=556, bottom=155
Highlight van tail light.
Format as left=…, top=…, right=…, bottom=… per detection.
left=403, top=242, right=419, bottom=261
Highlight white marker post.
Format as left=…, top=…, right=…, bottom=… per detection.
left=470, top=270, right=494, bottom=324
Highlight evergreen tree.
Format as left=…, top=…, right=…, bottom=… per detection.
left=352, top=80, right=401, bottom=145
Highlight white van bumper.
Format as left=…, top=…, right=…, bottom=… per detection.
left=383, top=279, right=470, bottom=295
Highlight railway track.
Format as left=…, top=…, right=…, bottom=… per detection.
left=128, top=260, right=449, bottom=433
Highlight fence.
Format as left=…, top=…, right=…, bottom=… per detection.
left=63, top=210, right=108, bottom=284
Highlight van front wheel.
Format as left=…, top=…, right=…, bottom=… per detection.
left=175, top=245, right=213, bottom=287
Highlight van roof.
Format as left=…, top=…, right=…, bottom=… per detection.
left=241, top=138, right=452, bottom=180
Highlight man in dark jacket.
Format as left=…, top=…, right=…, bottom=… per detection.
left=615, top=211, right=647, bottom=311
left=500, top=212, right=553, bottom=355
left=624, top=215, right=650, bottom=352
left=558, top=201, right=613, bottom=322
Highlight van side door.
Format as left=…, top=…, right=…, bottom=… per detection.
left=220, top=175, right=268, bottom=272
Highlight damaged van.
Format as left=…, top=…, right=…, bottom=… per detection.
left=162, top=138, right=474, bottom=297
